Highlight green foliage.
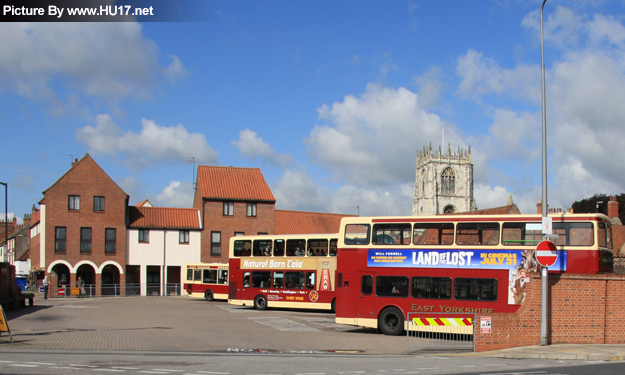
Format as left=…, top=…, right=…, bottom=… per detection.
left=571, top=194, right=625, bottom=223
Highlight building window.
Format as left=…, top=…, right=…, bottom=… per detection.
left=94, top=196, right=105, bottom=211
left=234, top=231, right=245, bottom=236
left=258, top=232, right=268, bottom=235
left=80, top=227, right=92, bottom=253
left=105, top=228, right=116, bottom=254
left=441, top=167, right=455, bottom=195
left=139, top=229, right=149, bottom=243
left=179, top=230, right=189, bottom=244
left=69, top=195, right=80, bottom=210
left=211, top=231, right=221, bottom=256
left=223, top=202, right=234, bottom=216
left=55, top=227, right=66, bottom=253
left=246, top=203, right=257, bottom=217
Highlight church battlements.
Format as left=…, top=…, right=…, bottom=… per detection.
left=416, top=142, right=471, bottom=168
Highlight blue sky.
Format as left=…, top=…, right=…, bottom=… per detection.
left=3, top=0, right=625, bottom=223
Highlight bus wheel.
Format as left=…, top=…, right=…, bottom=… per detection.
left=331, top=299, right=336, bottom=313
left=378, top=307, right=404, bottom=336
left=204, top=290, right=214, bottom=301
left=254, top=295, right=268, bottom=310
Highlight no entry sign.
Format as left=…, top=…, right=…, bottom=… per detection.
left=536, top=240, right=558, bottom=267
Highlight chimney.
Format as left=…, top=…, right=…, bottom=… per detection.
left=608, top=196, right=619, bottom=218
left=71, top=158, right=78, bottom=167
left=536, top=199, right=542, bottom=214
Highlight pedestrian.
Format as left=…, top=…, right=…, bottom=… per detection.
left=42, top=276, right=49, bottom=300
left=76, top=276, right=85, bottom=298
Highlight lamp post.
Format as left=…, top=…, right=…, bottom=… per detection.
left=540, top=0, right=549, bottom=347
left=0, top=182, right=6, bottom=250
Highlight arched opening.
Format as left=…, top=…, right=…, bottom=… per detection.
left=101, top=264, right=121, bottom=296
left=443, top=205, right=456, bottom=214
left=441, top=167, right=455, bottom=195
left=76, top=264, right=96, bottom=297
left=51, top=263, right=70, bottom=297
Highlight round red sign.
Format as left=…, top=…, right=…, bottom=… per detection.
left=57, top=288, right=65, bottom=296
left=535, top=240, right=558, bottom=267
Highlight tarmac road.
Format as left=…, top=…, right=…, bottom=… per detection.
left=0, top=295, right=409, bottom=354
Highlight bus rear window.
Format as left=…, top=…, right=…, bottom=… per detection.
left=413, top=224, right=454, bottom=245
left=454, top=278, right=497, bottom=301
left=598, top=222, right=612, bottom=250
left=411, top=277, right=451, bottom=299
left=344, top=224, right=371, bottom=245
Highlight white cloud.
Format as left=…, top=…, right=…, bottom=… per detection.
left=231, top=129, right=292, bottom=167
left=76, top=114, right=219, bottom=169
left=155, top=180, right=195, bottom=208
left=415, top=67, right=444, bottom=110
left=306, top=83, right=460, bottom=187
left=456, top=49, right=539, bottom=102
left=272, top=168, right=413, bottom=216
left=0, top=22, right=184, bottom=109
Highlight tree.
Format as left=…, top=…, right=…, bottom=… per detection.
left=571, top=194, right=625, bottom=223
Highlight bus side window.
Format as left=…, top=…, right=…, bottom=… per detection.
left=243, top=272, right=250, bottom=287
left=344, top=224, right=370, bottom=245
left=274, top=240, right=285, bottom=256
left=251, top=271, right=271, bottom=288
left=218, top=270, right=228, bottom=284
left=203, top=269, right=217, bottom=284
left=361, top=275, right=373, bottom=295
left=234, top=240, right=251, bottom=257
left=456, top=223, right=500, bottom=245
left=376, top=275, right=408, bottom=297
left=306, top=271, right=315, bottom=289
left=413, top=224, right=454, bottom=245
left=186, top=268, right=193, bottom=281
left=411, top=277, right=451, bottom=299
left=453, top=278, right=498, bottom=301
left=273, top=271, right=283, bottom=288
left=372, top=223, right=411, bottom=245
left=193, top=269, right=202, bottom=282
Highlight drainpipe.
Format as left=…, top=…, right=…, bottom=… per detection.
left=162, top=228, right=167, bottom=296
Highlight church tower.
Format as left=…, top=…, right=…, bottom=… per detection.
left=412, top=143, right=476, bottom=216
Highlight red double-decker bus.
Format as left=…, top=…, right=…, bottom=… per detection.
left=183, top=263, right=229, bottom=301
left=228, top=234, right=338, bottom=311
left=335, top=213, right=613, bottom=335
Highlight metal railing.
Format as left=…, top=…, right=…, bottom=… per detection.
left=407, top=312, right=476, bottom=352
left=50, top=283, right=182, bottom=298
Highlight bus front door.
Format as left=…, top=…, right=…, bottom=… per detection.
left=358, top=273, right=375, bottom=320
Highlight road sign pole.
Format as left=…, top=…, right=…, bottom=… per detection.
left=541, top=265, right=548, bottom=345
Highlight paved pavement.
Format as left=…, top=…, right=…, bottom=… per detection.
left=1, top=292, right=625, bottom=361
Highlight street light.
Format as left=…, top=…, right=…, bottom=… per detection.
left=540, top=0, right=549, bottom=347
left=0, top=182, right=6, bottom=250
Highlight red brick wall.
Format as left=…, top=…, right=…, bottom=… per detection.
left=475, top=272, right=625, bottom=352
left=41, top=156, right=128, bottom=286
left=200, top=200, right=275, bottom=263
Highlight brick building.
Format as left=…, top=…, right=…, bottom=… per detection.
left=193, top=166, right=276, bottom=264
left=21, top=156, right=355, bottom=295
left=36, top=154, right=129, bottom=295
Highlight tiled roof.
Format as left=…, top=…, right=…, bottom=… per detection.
left=135, top=200, right=153, bottom=207
left=41, top=154, right=127, bottom=202
left=128, top=207, right=202, bottom=229
left=453, top=204, right=521, bottom=215
left=196, top=166, right=275, bottom=202
left=275, top=210, right=356, bottom=235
